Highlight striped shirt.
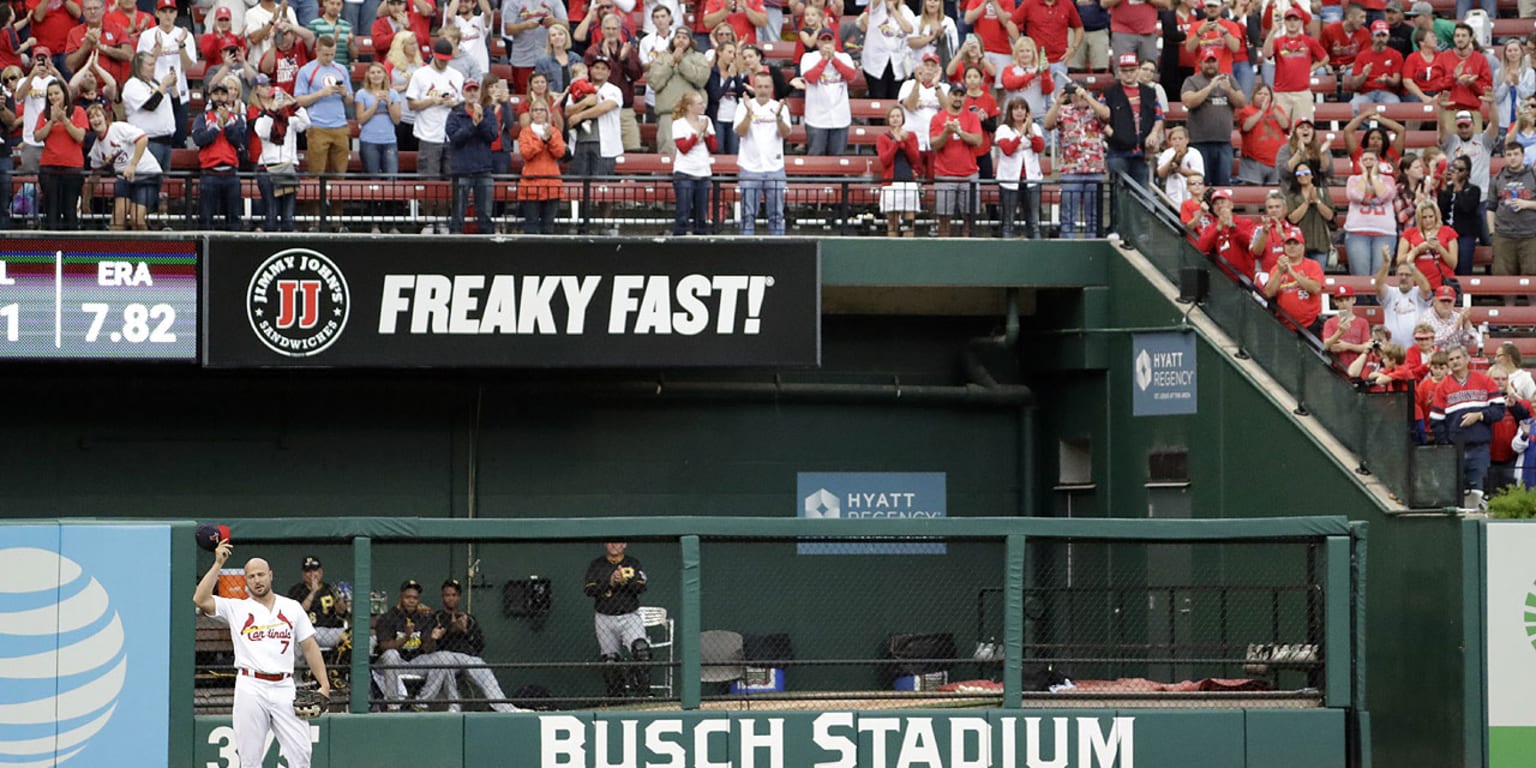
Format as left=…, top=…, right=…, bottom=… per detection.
left=306, top=17, right=355, bottom=66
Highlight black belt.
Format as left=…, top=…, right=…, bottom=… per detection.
left=203, top=167, right=236, bottom=175
left=148, top=136, right=174, bottom=145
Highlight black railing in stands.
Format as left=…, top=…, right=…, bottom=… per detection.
left=1111, top=173, right=1460, bottom=510
left=0, top=171, right=1113, bottom=237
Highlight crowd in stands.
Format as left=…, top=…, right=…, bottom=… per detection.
left=1, top=0, right=1535, bottom=245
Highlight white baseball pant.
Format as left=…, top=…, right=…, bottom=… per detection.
left=413, top=651, right=522, bottom=712
left=594, top=612, right=645, bottom=656
left=233, top=676, right=311, bottom=768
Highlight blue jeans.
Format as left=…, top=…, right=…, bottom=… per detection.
left=522, top=199, right=559, bottom=234
left=452, top=173, right=494, bottom=233
left=1464, top=441, right=1492, bottom=494
left=360, top=141, right=399, bottom=176
left=713, top=119, right=739, bottom=156
left=343, top=0, right=382, bottom=36
left=673, top=173, right=710, bottom=235
left=256, top=172, right=297, bottom=231
left=1059, top=173, right=1102, bottom=238
left=1350, top=90, right=1401, bottom=111
left=1106, top=151, right=1149, bottom=188
left=806, top=126, right=848, bottom=156
left=198, top=172, right=243, bottom=231
left=291, top=0, right=319, bottom=26
left=1194, top=141, right=1233, bottom=187
left=1345, top=232, right=1397, bottom=277
left=739, top=169, right=786, bottom=235
left=146, top=140, right=173, bottom=177
left=1232, top=61, right=1255, bottom=105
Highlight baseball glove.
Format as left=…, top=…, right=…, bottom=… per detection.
left=293, top=689, right=328, bottom=720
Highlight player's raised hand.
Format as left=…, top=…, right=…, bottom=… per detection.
left=214, top=539, right=233, bottom=566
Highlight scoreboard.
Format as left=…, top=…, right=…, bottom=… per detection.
left=0, top=239, right=198, bottom=361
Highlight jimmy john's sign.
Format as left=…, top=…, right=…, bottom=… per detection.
left=203, top=239, right=820, bottom=368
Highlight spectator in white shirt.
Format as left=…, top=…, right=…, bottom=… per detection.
left=899, top=51, right=945, bottom=152
left=996, top=97, right=1044, bottom=238
left=671, top=90, right=716, bottom=234
left=406, top=38, right=466, bottom=232
left=799, top=28, right=855, bottom=155
left=120, top=51, right=178, bottom=172
left=858, top=0, right=914, bottom=99
left=448, top=0, right=492, bottom=75
left=1156, top=125, right=1205, bottom=206
left=566, top=55, right=625, bottom=176
left=85, top=103, right=162, bottom=230
left=250, top=75, right=310, bottom=231
left=12, top=50, right=58, bottom=173
left=136, top=0, right=196, bottom=148
left=735, top=68, right=790, bottom=234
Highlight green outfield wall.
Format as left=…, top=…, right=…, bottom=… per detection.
left=0, top=238, right=1472, bottom=766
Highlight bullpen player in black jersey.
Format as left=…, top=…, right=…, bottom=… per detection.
left=583, top=542, right=649, bottom=697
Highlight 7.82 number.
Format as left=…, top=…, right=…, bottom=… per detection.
left=82, top=303, right=177, bottom=343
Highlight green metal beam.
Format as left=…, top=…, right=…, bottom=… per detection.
left=202, top=515, right=1353, bottom=541
left=1003, top=534, right=1025, bottom=708
left=819, top=238, right=1112, bottom=287
left=1325, top=536, right=1350, bottom=709
left=679, top=535, right=701, bottom=709
left=351, top=536, right=372, bottom=715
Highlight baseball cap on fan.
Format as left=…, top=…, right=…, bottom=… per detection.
left=1370, top=20, right=1389, bottom=34
left=302, top=555, right=322, bottom=570
left=195, top=524, right=230, bottom=552
left=156, top=0, right=176, bottom=10
left=432, top=38, right=455, bottom=60
left=1456, top=110, right=1473, bottom=125
left=1117, top=52, right=1138, bottom=69
left=1407, top=0, right=1432, bottom=15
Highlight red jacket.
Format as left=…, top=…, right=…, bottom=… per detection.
left=877, top=129, right=921, bottom=182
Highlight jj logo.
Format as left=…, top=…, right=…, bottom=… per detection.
left=246, top=248, right=351, bottom=358
left=275, top=280, right=322, bottom=330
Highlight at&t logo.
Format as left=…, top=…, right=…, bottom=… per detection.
left=247, top=248, right=351, bottom=357
left=0, top=548, right=126, bottom=766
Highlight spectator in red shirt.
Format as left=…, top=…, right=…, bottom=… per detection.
left=1401, top=26, right=1445, bottom=105
left=702, top=0, right=766, bottom=45
left=1008, top=0, right=1082, bottom=87
left=964, top=0, right=1017, bottom=75
left=1262, top=225, right=1327, bottom=332
left=1197, top=187, right=1257, bottom=280
left=1318, top=2, right=1368, bottom=74
left=65, top=0, right=129, bottom=87
left=1322, top=284, right=1373, bottom=370
left=29, top=0, right=78, bottom=73
left=31, top=78, right=85, bottom=228
left=877, top=103, right=922, bottom=237
left=1181, top=0, right=1240, bottom=75
left=929, top=81, right=984, bottom=237
left=259, top=25, right=309, bottom=94
left=1263, top=7, right=1326, bottom=123
left=1347, top=19, right=1402, bottom=109
left=1434, top=22, right=1489, bottom=134
left=104, top=0, right=149, bottom=39
left=371, top=0, right=431, bottom=61
left=190, top=79, right=247, bottom=231
left=1102, top=0, right=1166, bottom=67
left=199, top=7, right=246, bottom=63
left=1236, top=82, right=1290, bottom=185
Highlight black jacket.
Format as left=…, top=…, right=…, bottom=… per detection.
left=1101, top=83, right=1162, bottom=155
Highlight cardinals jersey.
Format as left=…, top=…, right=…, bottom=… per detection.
left=209, top=594, right=316, bottom=674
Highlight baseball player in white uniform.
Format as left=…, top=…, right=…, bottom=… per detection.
left=194, top=540, right=331, bottom=768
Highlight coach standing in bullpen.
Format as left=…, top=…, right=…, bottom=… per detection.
left=194, top=540, right=330, bottom=768
left=583, top=542, right=649, bottom=697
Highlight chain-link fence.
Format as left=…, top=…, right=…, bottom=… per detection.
left=192, top=523, right=1349, bottom=716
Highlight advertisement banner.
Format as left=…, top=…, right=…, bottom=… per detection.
left=795, top=472, right=947, bottom=555
left=202, top=239, right=820, bottom=368
left=0, top=238, right=198, bottom=361
left=0, top=524, right=170, bottom=767
left=1486, top=522, right=1536, bottom=767
left=1132, top=332, right=1198, bottom=417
